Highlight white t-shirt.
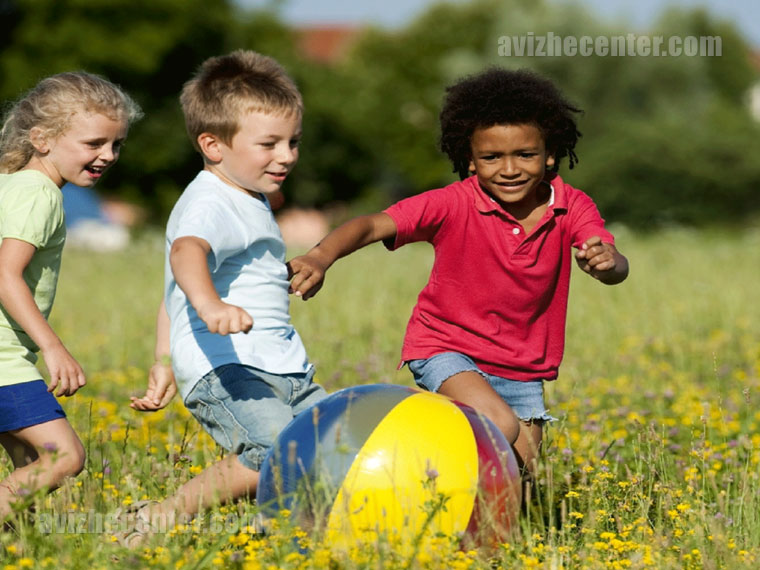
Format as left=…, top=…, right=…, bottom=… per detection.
left=165, top=170, right=311, bottom=399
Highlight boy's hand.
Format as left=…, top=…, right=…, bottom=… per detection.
left=287, top=254, right=327, bottom=300
left=286, top=213, right=397, bottom=300
left=197, top=299, right=253, bottom=335
left=42, top=344, right=86, bottom=397
left=575, top=236, right=629, bottom=284
left=170, top=236, right=253, bottom=334
left=130, top=361, right=177, bottom=411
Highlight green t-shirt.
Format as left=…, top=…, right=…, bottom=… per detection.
left=0, top=170, right=66, bottom=385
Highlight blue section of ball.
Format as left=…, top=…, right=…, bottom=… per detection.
left=256, top=384, right=416, bottom=522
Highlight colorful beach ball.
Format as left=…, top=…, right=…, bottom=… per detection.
left=256, top=384, right=521, bottom=548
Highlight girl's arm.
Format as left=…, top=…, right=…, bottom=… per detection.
left=287, top=212, right=397, bottom=300
left=0, top=238, right=85, bottom=396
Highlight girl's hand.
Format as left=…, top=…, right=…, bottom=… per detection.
left=42, top=343, right=86, bottom=397
left=130, top=360, right=177, bottom=411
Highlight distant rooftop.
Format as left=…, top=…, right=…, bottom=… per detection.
left=295, top=25, right=362, bottom=63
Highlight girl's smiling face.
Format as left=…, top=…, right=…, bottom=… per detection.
left=468, top=123, right=555, bottom=210
left=29, top=110, right=128, bottom=188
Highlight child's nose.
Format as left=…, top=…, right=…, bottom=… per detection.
left=277, top=145, right=297, bottom=164
left=100, top=145, right=117, bottom=162
left=501, top=158, right=519, bottom=176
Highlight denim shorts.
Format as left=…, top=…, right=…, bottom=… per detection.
left=407, top=352, right=556, bottom=423
left=0, top=380, right=66, bottom=432
left=184, top=364, right=327, bottom=471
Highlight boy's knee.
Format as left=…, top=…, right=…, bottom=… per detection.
left=481, top=404, right=520, bottom=445
left=498, top=414, right=521, bottom=445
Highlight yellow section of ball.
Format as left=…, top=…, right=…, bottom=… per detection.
left=326, top=390, right=479, bottom=549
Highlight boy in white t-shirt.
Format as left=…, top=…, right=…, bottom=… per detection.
left=126, top=50, right=326, bottom=545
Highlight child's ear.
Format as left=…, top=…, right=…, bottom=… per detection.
left=545, top=154, right=556, bottom=169
left=29, top=126, right=50, bottom=153
left=197, top=132, right=224, bottom=163
left=468, top=157, right=476, bottom=174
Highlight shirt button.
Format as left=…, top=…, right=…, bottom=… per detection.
left=512, top=228, right=520, bottom=235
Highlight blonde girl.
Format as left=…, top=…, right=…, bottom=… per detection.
left=0, top=72, right=141, bottom=521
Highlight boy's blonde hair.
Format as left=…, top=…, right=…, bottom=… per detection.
left=180, top=50, right=303, bottom=154
left=0, top=71, right=142, bottom=173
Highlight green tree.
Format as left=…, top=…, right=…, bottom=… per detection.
left=0, top=0, right=379, bottom=220
left=1, top=0, right=239, bottom=216
left=325, top=0, right=760, bottom=227
left=3, top=0, right=758, bottom=227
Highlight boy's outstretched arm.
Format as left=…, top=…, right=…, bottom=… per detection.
left=575, top=236, right=629, bottom=284
left=170, top=236, right=253, bottom=334
left=287, top=213, right=397, bottom=300
left=131, top=300, right=177, bottom=411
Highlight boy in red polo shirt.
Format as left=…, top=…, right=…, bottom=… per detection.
left=287, top=68, right=629, bottom=473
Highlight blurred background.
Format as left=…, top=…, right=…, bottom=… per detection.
left=2, top=0, right=758, bottom=245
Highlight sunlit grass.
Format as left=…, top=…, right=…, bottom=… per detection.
left=1, top=224, right=759, bottom=568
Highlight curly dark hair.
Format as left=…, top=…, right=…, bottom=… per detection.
left=439, top=67, right=582, bottom=179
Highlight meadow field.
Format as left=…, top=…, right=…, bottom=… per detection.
left=1, top=223, right=759, bottom=569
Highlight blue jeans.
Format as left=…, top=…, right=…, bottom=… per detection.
left=408, top=352, right=557, bottom=422
left=184, top=364, right=327, bottom=470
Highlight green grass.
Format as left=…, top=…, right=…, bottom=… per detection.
left=1, top=224, right=759, bottom=568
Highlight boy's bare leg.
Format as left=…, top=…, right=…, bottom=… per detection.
left=438, top=371, right=521, bottom=445
left=437, top=372, right=543, bottom=473
left=144, top=454, right=260, bottom=520
left=0, top=419, right=85, bottom=520
left=513, top=420, right=543, bottom=475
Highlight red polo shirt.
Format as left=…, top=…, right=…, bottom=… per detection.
left=383, top=174, right=615, bottom=381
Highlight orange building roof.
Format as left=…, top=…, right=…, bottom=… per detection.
left=296, top=25, right=362, bottom=63
left=750, top=50, right=760, bottom=72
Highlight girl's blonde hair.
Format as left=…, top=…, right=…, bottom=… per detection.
left=0, top=71, right=143, bottom=173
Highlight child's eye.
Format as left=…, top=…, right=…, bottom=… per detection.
left=260, top=142, right=276, bottom=149
left=290, top=138, right=301, bottom=149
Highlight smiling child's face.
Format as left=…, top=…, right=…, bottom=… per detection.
left=30, top=110, right=128, bottom=188
left=205, top=110, right=302, bottom=198
left=468, top=123, right=555, bottom=209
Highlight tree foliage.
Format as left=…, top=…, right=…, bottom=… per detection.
left=333, top=0, right=760, bottom=227
left=1, top=0, right=758, bottom=228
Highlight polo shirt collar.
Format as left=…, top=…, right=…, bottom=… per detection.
left=469, top=173, right=568, bottom=215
